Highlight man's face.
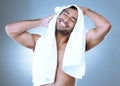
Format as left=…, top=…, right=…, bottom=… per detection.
left=56, top=8, right=78, bottom=35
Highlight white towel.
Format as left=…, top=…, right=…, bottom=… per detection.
left=32, top=4, right=86, bottom=86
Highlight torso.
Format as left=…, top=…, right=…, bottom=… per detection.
left=41, top=43, right=76, bottom=86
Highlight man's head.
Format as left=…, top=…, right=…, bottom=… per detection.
left=56, top=6, right=78, bottom=35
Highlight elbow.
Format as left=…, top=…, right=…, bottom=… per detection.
left=104, top=21, right=112, bottom=32
left=5, top=24, right=17, bottom=37
left=5, top=24, right=12, bottom=36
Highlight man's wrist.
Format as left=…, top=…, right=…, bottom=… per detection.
left=83, top=7, right=89, bottom=15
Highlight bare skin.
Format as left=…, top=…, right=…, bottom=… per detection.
left=5, top=6, right=111, bottom=86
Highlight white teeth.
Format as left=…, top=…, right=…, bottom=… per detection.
left=60, top=21, right=66, bottom=27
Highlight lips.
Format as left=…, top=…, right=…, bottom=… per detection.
left=58, top=19, right=68, bottom=28
left=60, top=21, right=66, bottom=27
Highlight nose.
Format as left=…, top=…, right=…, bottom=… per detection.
left=64, top=17, right=70, bottom=24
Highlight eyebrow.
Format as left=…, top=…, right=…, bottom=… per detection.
left=64, top=10, right=77, bottom=22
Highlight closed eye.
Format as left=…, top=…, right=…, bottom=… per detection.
left=63, top=11, right=77, bottom=23
left=63, top=11, right=69, bottom=16
left=71, top=17, right=77, bottom=23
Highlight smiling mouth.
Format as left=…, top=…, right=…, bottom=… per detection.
left=59, top=19, right=68, bottom=28
left=60, top=21, right=66, bottom=27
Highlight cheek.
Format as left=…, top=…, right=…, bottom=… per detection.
left=69, top=22, right=75, bottom=29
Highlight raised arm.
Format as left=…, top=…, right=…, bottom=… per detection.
left=80, top=7, right=112, bottom=51
left=5, top=14, right=54, bottom=49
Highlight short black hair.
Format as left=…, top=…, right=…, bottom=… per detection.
left=59, top=6, right=77, bottom=15
left=69, top=6, right=77, bottom=10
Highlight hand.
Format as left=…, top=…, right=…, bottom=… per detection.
left=39, top=14, right=56, bottom=27
left=79, top=6, right=88, bottom=15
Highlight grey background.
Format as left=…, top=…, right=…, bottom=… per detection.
left=0, top=0, right=120, bottom=86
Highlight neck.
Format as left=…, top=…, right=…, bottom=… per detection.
left=56, top=32, right=70, bottom=45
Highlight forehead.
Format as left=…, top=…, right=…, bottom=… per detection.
left=63, top=7, right=78, bottom=18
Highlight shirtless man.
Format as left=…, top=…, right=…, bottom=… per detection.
left=5, top=6, right=111, bottom=86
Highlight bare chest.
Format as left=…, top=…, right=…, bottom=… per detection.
left=42, top=44, right=76, bottom=86
left=57, top=44, right=66, bottom=67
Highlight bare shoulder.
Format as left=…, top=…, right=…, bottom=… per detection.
left=86, top=26, right=111, bottom=51
left=14, top=33, right=40, bottom=50
left=32, top=34, right=40, bottom=49
left=32, top=34, right=41, bottom=43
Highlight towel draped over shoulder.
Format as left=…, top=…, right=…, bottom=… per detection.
left=32, top=4, right=86, bottom=86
